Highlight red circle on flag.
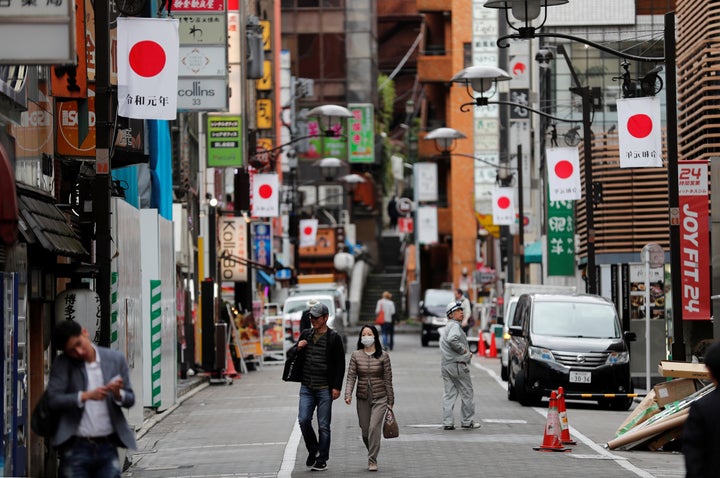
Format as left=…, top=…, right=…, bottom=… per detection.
left=258, top=184, right=273, bottom=199
left=626, top=114, right=653, bottom=139
left=554, top=160, right=574, bottom=179
left=129, top=41, right=166, bottom=78
left=497, top=196, right=510, bottom=209
left=303, top=226, right=313, bottom=235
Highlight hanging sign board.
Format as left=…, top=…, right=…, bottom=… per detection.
left=0, top=0, right=75, bottom=64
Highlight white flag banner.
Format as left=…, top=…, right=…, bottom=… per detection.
left=117, top=17, right=179, bottom=120
left=251, top=173, right=279, bottom=217
left=299, top=219, right=319, bottom=248
left=617, top=96, right=663, bottom=168
left=546, top=147, right=582, bottom=201
left=492, top=187, right=516, bottom=226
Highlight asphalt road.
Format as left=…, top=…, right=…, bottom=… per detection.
left=123, top=332, right=685, bottom=478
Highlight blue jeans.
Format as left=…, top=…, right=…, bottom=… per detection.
left=298, top=385, right=333, bottom=462
left=59, top=439, right=121, bottom=478
left=381, top=323, right=394, bottom=350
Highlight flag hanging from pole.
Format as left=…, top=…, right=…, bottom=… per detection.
left=298, top=219, right=319, bottom=248
left=617, top=96, right=663, bottom=168
left=546, top=147, right=582, bottom=201
left=117, top=17, right=179, bottom=120
left=251, top=173, right=279, bottom=217
left=492, top=188, right=516, bottom=226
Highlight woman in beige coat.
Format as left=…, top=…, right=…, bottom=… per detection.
left=344, top=325, right=394, bottom=471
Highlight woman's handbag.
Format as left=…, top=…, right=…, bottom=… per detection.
left=375, top=308, right=385, bottom=325
left=383, top=408, right=399, bottom=439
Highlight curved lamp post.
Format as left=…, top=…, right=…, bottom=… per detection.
left=484, top=0, right=683, bottom=359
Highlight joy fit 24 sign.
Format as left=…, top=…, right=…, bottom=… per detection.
left=678, top=161, right=710, bottom=320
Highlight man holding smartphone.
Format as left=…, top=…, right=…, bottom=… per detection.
left=46, top=319, right=136, bottom=477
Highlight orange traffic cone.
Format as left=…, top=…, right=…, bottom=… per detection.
left=478, top=331, right=487, bottom=357
left=533, top=391, right=571, bottom=452
left=223, top=344, right=239, bottom=378
left=557, top=387, right=576, bottom=445
left=488, top=333, right=498, bottom=358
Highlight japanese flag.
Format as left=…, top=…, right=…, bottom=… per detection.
left=617, top=96, right=663, bottom=168
left=251, top=174, right=279, bottom=217
left=299, top=219, right=319, bottom=248
left=117, top=18, right=179, bottom=120
left=492, top=188, right=516, bottom=226
left=547, top=147, right=582, bottom=201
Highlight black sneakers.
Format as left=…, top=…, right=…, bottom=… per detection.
left=461, top=421, right=481, bottom=429
left=443, top=425, right=455, bottom=430
left=306, top=452, right=317, bottom=468
left=311, top=461, right=327, bottom=471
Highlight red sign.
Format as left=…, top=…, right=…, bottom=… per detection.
left=398, top=217, right=413, bottom=234
left=678, top=161, right=710, bottom=320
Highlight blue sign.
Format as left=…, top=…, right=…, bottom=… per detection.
left=252, top=222, right=273, bottom=268
left=275, top=268, right=292, bottom=280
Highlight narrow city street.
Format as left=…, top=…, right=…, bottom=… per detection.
left=123, top=332, right=685, bottom=478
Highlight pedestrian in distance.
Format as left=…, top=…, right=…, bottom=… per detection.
left=344, top=325, right=395, bottom=472
left=439, top=301, right=480, bottom=430
left=682, top=340, right=720, bottom=478
left=292, top=302, right=346, bottom=472
left=375, top=291, right=396, bottom=351
left=47, top=319, right=137, bottom=478
left=454, top=288, right=473, bottom=335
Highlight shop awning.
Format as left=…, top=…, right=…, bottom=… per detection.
left=525, top=240, right=542, bottom=264
left=257, top=269, right=275, bottom=286
left=0, top=142, right=18, bottom=245
left=17, top=187, right=88, bottom=258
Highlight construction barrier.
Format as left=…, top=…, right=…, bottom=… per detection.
left=564, top=393, right=644, bottom=399
left=533, top=391, right=572, bottom=452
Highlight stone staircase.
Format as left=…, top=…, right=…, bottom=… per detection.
left=359, top=234, right=404, bottom=324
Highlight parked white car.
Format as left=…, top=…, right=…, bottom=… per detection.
left=282, top=293, right=346, bottom=348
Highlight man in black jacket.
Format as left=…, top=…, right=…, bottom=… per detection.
left=682, top=340, right=720, bottom=478
left=292, top=302, right=345, bottom=471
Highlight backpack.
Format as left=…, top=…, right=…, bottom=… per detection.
left=31, top=390, right=60, bottom=438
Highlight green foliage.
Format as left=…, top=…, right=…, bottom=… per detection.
left=377, top=74, right=397, bottom=193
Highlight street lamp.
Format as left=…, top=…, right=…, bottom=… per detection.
left=450, top=67, right=582, bottom=285
left=484, top=0, right=683, bottom=359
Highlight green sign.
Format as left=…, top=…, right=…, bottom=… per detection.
left=547, top=196, right=575, bottom=276
left=348, top=103, right=374, bottom=163
left=207, top=115, right=242, bottom=167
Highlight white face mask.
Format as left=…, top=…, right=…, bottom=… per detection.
left=361, top=336, right=375, bottom=348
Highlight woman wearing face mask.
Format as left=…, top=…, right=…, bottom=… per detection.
left=344, top=325, right=394, bottom=472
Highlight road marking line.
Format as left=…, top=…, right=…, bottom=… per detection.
left=472, top=361, right=656, bottom=478
left=278, top=420, right=301, bottom=478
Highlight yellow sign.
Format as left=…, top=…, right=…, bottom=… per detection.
left=476, top=213, right=500, bottom=238
left=257, top=60, right=272, bottom=91
left=256, top=99, right=272, bottom=129
left=260, top=20, right=271, bottom=50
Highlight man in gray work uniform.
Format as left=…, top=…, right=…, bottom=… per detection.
left=439, top=301, right=480, bottom=430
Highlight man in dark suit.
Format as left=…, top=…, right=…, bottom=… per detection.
left=682, top=340, right=720, bottom=478
left=47, top=319, right=136, bottom=477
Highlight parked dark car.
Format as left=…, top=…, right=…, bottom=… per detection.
left=420, top=288, right=455, bottom=346
left=506, top=293, right=636, bottom=410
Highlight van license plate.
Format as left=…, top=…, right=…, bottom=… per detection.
left=569, top=371, right=591, bottom=383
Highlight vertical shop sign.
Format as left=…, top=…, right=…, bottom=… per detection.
left=348, top=103, right=374, bottom=163
left=547, top=198, right=575, bottom=276
left=219, top=216, right=247, bottom=282
left=207, top=115, right=242, bottom=167
left=252, top=223, right=273, bottom=268
left=678, top=161, right=710, bottom=320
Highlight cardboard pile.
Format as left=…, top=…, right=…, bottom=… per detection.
left=607, top=361, right=713, bottom=451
